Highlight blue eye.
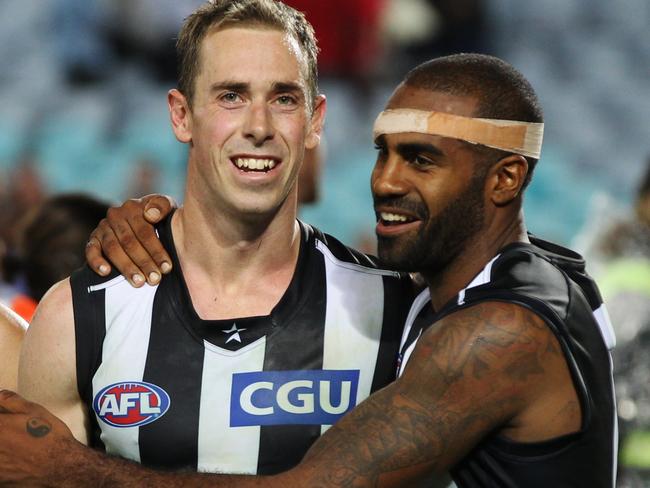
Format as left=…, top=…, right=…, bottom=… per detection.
left=221, top=92, right=241, bottom=103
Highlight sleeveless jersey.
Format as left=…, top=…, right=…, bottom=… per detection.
left=398, top=237, right=617, bottom=488
left=71, top=217, right=414, bottom=474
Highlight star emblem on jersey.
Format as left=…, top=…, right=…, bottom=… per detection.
left=222, top=323, right=247, bottom=344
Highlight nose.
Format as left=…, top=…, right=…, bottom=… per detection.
left=243, top=101, right=275, bottom=146
left=371, top=155, right=409, bottom=197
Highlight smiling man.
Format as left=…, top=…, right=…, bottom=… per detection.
left=11, top=0, right=414, bottom=478
left=0, top=20, right=616, bottom=488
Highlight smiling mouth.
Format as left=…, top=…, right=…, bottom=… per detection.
left=232, top=157, right=279, bottom=172
left=378, top=211, right=418, bottom=226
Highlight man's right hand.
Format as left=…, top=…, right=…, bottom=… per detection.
left=85, top=194, right=176, bottom=287
left=0, top=390, right=83, bottom=486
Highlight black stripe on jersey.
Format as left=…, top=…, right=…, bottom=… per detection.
left=452, top=449, right=518, bottom=488
left=257, top=225, right=328, bottom=474
left=371, top=275, right=414, bottom=392
left=530, top=236, right=605, bottom=310
left=138, top=279, right=206, bottom=470
left=71, top=266, right=107, bottom=450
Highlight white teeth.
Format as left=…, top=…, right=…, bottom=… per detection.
left=380, top=212, right=409, bottom=222
left=234, top=158, right=277, bottom=170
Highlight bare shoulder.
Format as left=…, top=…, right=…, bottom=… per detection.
left=404, top=300, right=578, bottom=442
left=22, top=278, right=75, bottom=353
left=18, top=278, right=76, bottom=400
left=0, top=304, right=28, bottom=390
left=410, top=300, right=558, bottom=380
left=18, top=278, right=89, bottom=443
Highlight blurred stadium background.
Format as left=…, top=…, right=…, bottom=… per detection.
left=1, top=2, right=650, bottom=485
left=0, top=0, right=648, bottom=253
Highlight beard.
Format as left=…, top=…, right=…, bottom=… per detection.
left=375, top=173, right=486, bottom=274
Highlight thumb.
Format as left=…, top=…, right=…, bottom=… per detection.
left=142, top=194, right=176, bottom=223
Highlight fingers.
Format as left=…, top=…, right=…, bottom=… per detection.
left=104, top=204, right=160, bottom=287
left=85, top=234, right=111, bottom=277
left=0, top=390, right=34, bottom=415
left=133, top=196, right=174, bottom=276
left=86, top=196, right=174, bottom=287
left=142, top=194, right=176, bottom=224
left=0, top=390, right=74, bottom=441
left=86, top=217, right=145, bottom=287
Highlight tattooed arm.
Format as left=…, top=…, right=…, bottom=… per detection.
left=0, top=301, right=578, bottom=487
left=288, top=300, right=580, bottom=486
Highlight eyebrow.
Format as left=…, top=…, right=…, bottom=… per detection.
left=209, top=81, right=305, bottom=98
left=271, top=81, right=304, bottom=95
left=270, top=82, right=307, bottom=104
left=374, top=135, right=445, bottom=158
left=396, top=142, right=445, bottom=158
left=209, top=81, right=249, bottom=95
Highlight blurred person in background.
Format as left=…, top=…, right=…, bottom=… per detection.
left=589, top=157, right=650, bottom=487
left=0, top=159, right=46, bottom=257
left=288, top=0, right=384, bottom=79
left=297, top=145, right=323, bottom=205
left=382, top=0, right=487, bottom=70
left=0, top=193, right=109, bottom=321
left=0, top=160, right=47, bottom=312
left=0, top=303, right=27, bottom=390
left=123, top=158, right=162, bottom=200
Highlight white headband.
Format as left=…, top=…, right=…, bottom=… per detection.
left=373, top=109, right=544, bottom=159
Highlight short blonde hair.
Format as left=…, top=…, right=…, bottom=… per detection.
left=177, top=0, right=319, bottom=109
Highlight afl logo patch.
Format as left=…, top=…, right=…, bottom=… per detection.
left=93, top=382, right=170, bottom=428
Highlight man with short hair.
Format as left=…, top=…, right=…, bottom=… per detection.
left=0, top=37, right=616, bottom=488
left=8, top=0, right=413, bottom=479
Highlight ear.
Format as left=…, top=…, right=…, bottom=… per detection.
left=305, top=94, right=327, bottom=150
left=487, top=155, right=528, bottom=206
left=168, top=89, right=192, bottom=144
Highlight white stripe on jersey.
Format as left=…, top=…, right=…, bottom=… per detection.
left=91, top=281, right=159, bottom=462
left=198, top=338, right=267, bottom=473
left=314, top=240, right=402, bottom=278
left=399, top=289, right=431, bottom=353
left=317, top=239, right=386, bottom=434
left=457, top=254, right=499, bottom=305
left=87, top=275, right=127, bottom=292
left=593, top=304, right=616, bottom=350
left=397, top=289, right=430, bottom=378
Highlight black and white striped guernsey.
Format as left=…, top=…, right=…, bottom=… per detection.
left=398, top=236, right=618, bottom=488
left=71, top=216, right=414, bottom=474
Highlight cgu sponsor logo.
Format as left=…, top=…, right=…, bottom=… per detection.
left=93, top=382, right=171, bottom=428
left=230, top=370, right=360, bottom=427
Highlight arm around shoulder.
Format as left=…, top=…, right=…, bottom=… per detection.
left=279, top=301, right=576, bottom=487
left=17, top=279, right=90, bottom=444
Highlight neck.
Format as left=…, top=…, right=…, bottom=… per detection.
left=171, top=192, right=301, bottom=319
left=425, top=210, right=528, bottom=312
